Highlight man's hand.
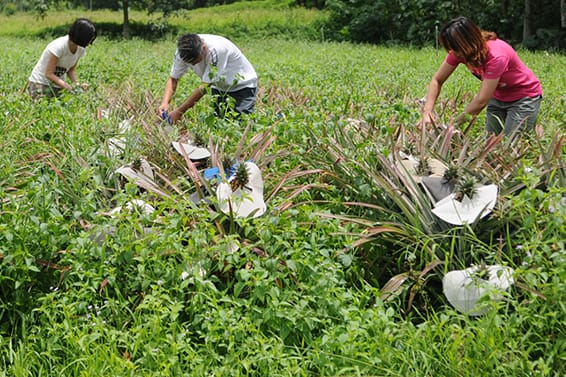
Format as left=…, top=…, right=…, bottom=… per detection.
left=160, top=109, right=173, bottom=125
left=158, top=103, right=170, bottom=116
left=168, top=109, right=183, bottom=124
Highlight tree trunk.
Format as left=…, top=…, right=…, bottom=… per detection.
left=522, top=0, right=532, bottom=43
left=123, top=0, right=130, bottom=39
left=562, top=0, right=566, bottom=28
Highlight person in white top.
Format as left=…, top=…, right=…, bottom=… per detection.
left=28, top=18, right=96, bottom=99
left=158, top=33, right=258, bottom=124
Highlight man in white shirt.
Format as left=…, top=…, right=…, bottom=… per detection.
left=158, top=34, right=258, bottom=123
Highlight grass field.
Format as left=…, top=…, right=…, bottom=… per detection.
left=0, top=5, right=565, bottom=376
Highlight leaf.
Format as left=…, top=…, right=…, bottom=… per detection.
left=381, top=272, right=410, bottom=301
left=99, top=278, right=109, bottom=295
left=338, top=252, right=353, bottom=267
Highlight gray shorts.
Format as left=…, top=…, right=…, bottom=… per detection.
left=486, top=95, right=542, bottom=136
left=27, top=81, right=62, bottom=99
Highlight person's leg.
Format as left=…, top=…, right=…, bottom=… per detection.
left=27, top=82, right=58, bottom=99
left=503, top=96, right=542, bottom=136
left=212, top=87, right=257, bottom=117
left=229, top=87, right=257, bottom=114
left=485, top=98, right=507, bottom=135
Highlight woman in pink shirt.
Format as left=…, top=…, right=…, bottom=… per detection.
left=421, top=16, right=542, bottom=136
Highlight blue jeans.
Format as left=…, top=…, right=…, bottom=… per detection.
left=486, top=95, right=542, bottom=136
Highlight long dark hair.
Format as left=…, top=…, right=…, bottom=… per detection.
left=439, top=16, right=497, bottom=67
left=69, top=18, right=96, bottom=48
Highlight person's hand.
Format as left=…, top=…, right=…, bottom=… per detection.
left=159, top=109, right=173, bottom=125
left=419, top=111, right=436, bottom=129
left=69, top=82, right=89, bottom=94
left=455, top=112, right=476, bottom=126
left=158, top=104, right=169, bottom=116
left=168, top=109, right=183, bottom=125
left=157, top=103, right=169, bottom=115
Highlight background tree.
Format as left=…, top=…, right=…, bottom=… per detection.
left=24, top=0, right=190, bottom=38
left=112, top=0, right=191, bottom=38
left=523, top=0, right=532, bottom=43
left=295, top=0, right=326, bottom=9
left=322, top=0, right=565, bottom=50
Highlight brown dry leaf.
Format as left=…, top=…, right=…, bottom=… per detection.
left=381, top=272, right=410, bottom=301
left=99, top=278, right=109, bottom=295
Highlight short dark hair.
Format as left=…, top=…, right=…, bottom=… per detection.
left=69, top=18, right=96, bottom=48
left=177, top=34, right=203, bottom=64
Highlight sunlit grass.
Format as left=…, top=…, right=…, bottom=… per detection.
left=0, top=1, right=327, bottom=39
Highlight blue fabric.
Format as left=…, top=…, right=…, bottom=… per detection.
left=203, top=160, right=253, bottom=182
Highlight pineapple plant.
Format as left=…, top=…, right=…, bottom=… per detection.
left=442, top=164, right=460, bottom=186
left=454, top=176, right=477, bottom=202
left=194, top=132, right=206, bottom=147
left=230, top=161, right=251, bottom=193
left=416, top=157, right=432, bottom=176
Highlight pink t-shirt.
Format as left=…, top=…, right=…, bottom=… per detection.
left=446, top=39, right=542, bottom=102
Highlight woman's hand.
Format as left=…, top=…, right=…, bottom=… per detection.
left=455, top=112, right=474, bottom=125
left=419, top=110, right=436, bottom=129
left=70, top=82, right=89, bottom=94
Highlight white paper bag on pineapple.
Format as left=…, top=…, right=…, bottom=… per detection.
left=216, top=161, right=266, bottom=218
left=443, top=264, right=514, bottom=316
left=432, top=184, right=498, bottom=225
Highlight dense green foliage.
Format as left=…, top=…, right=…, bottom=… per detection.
left=0, top=5, right=565, bottom=376
left=323, top=0, right=566, bottom=49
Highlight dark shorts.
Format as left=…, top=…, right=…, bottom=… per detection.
left=211, top=87, right=257, bottom=116
left=486, top=95, right=542, bottom=136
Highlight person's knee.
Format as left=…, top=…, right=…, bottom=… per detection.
left=511, top=97, right=541, bottom=131
left=503, top=113, right=537, bottom=136
left=234, top=94, right=256, bottom=114
left=486, top=113, right=505, bottom=134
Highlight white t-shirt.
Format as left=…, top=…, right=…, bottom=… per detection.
left=29, top=35, right=86, bottom=86
left=169, top=34, right=257, bottom=92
